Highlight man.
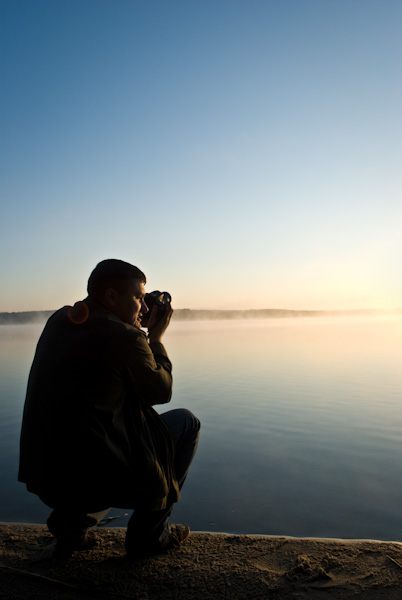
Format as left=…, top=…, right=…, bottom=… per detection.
left=19, top=259, right=200, bottom=557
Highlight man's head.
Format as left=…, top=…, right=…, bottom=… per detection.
left=87, top=259, right=149, bottom=328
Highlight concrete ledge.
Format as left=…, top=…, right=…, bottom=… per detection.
left=1, top=522, right=402, bottom=599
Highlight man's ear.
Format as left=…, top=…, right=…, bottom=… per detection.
left=104, top=287, right=118, bottom=308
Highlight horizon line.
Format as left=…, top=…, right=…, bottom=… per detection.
left=1, top=307, right=401, bottom=326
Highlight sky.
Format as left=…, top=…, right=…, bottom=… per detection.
left=1, top=0, right=401, bottom=312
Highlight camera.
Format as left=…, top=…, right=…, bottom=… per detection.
left=141, top=290, right=171, bottom=327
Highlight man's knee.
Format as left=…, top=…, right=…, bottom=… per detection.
left=160, top=407, right=200, bottom=442
left=182, top=408, right=201, bottom=434
left=178, top=408, right=201, bottom=445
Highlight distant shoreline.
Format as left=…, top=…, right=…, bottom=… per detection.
left=1, top=308, right=401, bottom=325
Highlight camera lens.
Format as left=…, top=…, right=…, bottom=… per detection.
left=145, top=291, right=171, bottom=308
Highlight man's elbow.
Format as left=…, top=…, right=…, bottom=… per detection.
left=155, top=384, right=173, bottom=405
left=147, top=376, right=173, bottom=406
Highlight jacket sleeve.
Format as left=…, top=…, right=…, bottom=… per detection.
left=126, top=330, right=173, bottom=407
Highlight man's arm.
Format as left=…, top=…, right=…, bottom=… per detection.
left=126, top=304, right=174, bottom=407
left=126, top=331, right=172, bottom=407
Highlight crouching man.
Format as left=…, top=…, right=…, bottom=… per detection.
left=18, top=259, right=200, bottom=557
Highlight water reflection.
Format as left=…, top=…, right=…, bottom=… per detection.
left=1, top=317, right=402, bottom=540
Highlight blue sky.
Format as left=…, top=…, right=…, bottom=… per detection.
left=1, top=0, right=401, bottom=311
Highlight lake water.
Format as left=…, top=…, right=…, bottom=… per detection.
left=1, top=316, right=402, bottom=541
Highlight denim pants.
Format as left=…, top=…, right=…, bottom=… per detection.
left=126, top=408, right=200, bottom=548
left=46, top=408, right=200, bottom=544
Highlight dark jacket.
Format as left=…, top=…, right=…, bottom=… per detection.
left=18, top=299, right=179, bottom=511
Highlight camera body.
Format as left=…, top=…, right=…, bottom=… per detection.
left=141, top=290, right=171, bottom=327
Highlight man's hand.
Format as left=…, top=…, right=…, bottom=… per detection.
left=147, top=304, right=174, bottom=344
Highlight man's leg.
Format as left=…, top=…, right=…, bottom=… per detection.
left=126, top=408, right=200, bottom=554
left=46, top=506, right=110, bottom=556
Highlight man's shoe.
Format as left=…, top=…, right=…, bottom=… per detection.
left=160, top=523, right=190, bottom=550
left=126, top=523, right=190, bottom=558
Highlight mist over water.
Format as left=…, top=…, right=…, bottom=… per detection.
left=1, top=316, right=402, bottom=540
left=1, top=307, right=401, bottom=325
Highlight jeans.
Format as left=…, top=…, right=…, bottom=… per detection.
left=46, top=408, right=200, bottom=546
left=126, top=408, right=200, bottom=549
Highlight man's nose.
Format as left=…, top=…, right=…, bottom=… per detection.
left=141, top=300, right=149, bottom=313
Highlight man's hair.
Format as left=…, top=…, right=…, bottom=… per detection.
left=87, top=259, right=146, bottom=297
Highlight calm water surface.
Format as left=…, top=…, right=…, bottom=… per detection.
left=1, top=317, right=402, bottom=540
